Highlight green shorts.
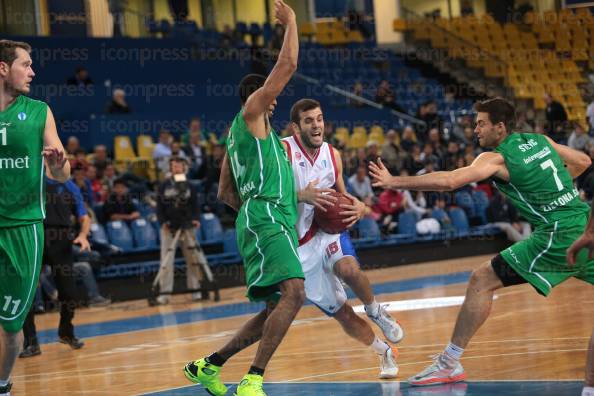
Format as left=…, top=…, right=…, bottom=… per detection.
left=500, top=217, right=594, bottom=296
left=0, top=223, right=43, bottom=333
left=236, top=199, right=304, bottom=302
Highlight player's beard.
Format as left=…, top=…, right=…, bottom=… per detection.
left=3, top=79, right=28, bottom=96
left=300, top=130, right=323, bottom=149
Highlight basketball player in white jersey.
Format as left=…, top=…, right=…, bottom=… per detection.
left=282, top=98, right=404, bottom=378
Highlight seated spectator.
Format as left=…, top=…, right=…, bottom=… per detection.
left=153, top=129, right=173, bottom=175
left=443, top=140, right=461, bottom=171
left=66, top=136, right=80, bottom=158
left=347, top=165, right=374, bottom=206
left=398, top=169, right=429, bottom=220
left=66, top=66, right=93, bottom=86
left=381, top=129, right=404, bottom=174
left=101, top=162, right=119, bottom=191
left=89, top=145, right=110, bottom=178
left=403, top=144, right=424, bottom=175
left=375, top=80, right=393, bottom=105
left=184, top=130, right=208, bottom=180
left=487, top=190, right=531, bottom=242
left=86, top=165, right=105, bottom=203
left=383, top=94, right=407, bottom=114
left=350, top=82, right=365, bottom=107
left=420, top=143, right=440, bottom=170
left=106, top=88, right=131, bottom=114
left=365, top=140, right=380, bottom=164
left=348, top=148, right=368, bottom=176
left=544, top=92, right=568, bottom=143
left=567, top=122, right=591, bottom=152
left=516, top=112, right=534, bottom=132
left=415, top=100, right=442, bottom=140
left=181, top=117, right=205, bottom=146
left=73, top=148, right=88, bottom=167
left=102, top=179, right=140, bottom=223
left=400, top=126, right=417, bottom=152
left=372, top=188, right=406, bottom=233
left=72, top=162, right=94, bottom=207
left=427, top=128, right=445, bottom=160
left=416, top=158, right=435, bottom=176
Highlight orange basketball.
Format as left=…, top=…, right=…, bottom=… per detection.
left=314, top=191, right=353, bottom=234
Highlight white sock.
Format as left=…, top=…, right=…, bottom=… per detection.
left=0, top=379, right=8, bottom=388
left=370, top=336, right=390, bottom=355
left=583, top=386, right=594, bottom=396
left=364, top=300, right=380, bottom=317
left=444, top=342, right=464, bottom=361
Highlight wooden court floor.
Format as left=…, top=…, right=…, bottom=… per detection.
left=12, top=254, right=594, bottom=395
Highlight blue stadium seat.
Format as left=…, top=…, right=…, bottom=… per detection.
left=472, top=190, right=490, bottom=225
left=454, top=191, right=475, bottom=218
left=384, top=212, right=417, bottom=245
left=131, top=218, right=158, bottom=250
left=90, top=223, right=108, bottom=244
left=449, top=208, right=470, bottom=237
left=353, top=218, right=381, bottom=248
left=106, top=221, right=134, bottom=251
left=200, top=213, right=224, bottom=245
left=223, top=229, right=239, bottom=255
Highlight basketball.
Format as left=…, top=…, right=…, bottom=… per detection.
left=314, top=192, right=354, bottom=234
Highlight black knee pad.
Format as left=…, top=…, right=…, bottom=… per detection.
left=491, top=254, right=528, bottom=287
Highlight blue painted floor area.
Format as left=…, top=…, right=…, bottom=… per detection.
left=143, top=381, right=583, bottom=396
left=37, top=271, right=471, bottom=344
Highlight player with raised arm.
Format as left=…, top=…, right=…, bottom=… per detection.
left=182, top=2, right=303, bottom=396
left=283, top=98, right=403, bottom=378
left=369, top=97, right=594, bottom=386
left=0, top=39, right=70, bottom=395
left=567, top=204, right=594, bottom=396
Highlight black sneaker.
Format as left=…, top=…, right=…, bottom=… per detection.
left=19, top=344, right=41, bottom=358
left=59, top=336, right=85, bottom=350
left=0, top=382, right=11, bottom=395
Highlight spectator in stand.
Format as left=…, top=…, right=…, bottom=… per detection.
left=153, top=129, right=173, bottom=175
left=420, top=143, right=440, bottom=170
left=587, top=96, right=594, bottom=135
left=204, top=144, right=226, bottom=214
left=544, top=92, right=568, bottom=143
left=170, top=141, right=187, bottom=160
left=373, top=187, right=407, bottom=233
left=347, top=165, right=374, bottom=206
left=102, top=162, right=118, bottom=191
left=381, top=129, right=404, bottom=174
left=66, top=136, right=80, bottom=158
left=459, top=126, right=475, bottom=149
left=416, top=158, right=435, bottom=176
left=516, top=112, right=534, bottom=132
left=452, top=114, right=472, bottom=142
left=487, top=190, right=531, bottom=242
left=427, top=128, right=445, bottom=160
left=375, top=80, right=394, bottom=105
left=400, top=126, right=417, bottom=152
left=72, top=163, right=94, bottom=207
left=73, top=148, right=88, bottom=167
left=365, top=140, right=380, bottom=164
left=181, top=117, right=205, bottom=146
left=348, top=148, right=368, bottom=176
left=568, top=122, right=591, bottom=152
left=384, top=94, right=408, bottom=114
left=102, top=179, right=140, bottom=223
left=106, top=88, right=131, bottom=114
left=90, top=144, right=110, bottom=179
left=183, top=130, right=208, bottom=181
left=86, top=165, right=105, bottom=203
left=415, top=100, right=441, bottom=140
left=404, top=144, right=424, bottom=175
left=443, top=140, right=461, bottom=171
left=66, top=66, right=93, bottom=86
left=350, top=82, right=365, bottom=107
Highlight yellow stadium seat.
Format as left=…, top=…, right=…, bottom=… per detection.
left=393, top=18, right=408, bottom=32
left=347, top=133, right=367, bottom=149
left=352, top=126, right=367, bottom=136
left=136, top=135, right=154, bottom=159
left=114, top=136, right=137, bottom=162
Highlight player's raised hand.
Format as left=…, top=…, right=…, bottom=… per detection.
left=566, top=231, right=594, bottom=265
left=42, top=146, right=67, bottom=170
left=339, top=192, right=367, bottom=228
left=369, top=158, right=394, bottom=189
left=299, top=179, right=337, bottom=212
left=274, top=0, right=296, bottom=26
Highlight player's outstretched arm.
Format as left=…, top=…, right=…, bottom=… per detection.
left=43, top=106, right=70, bottom=182
left=218, top=153, right=241, bottom=212
left=545, top=136, right=592, bottom=178
left=243, top=0, right=298, bottom=123
left=369, top=152, right=504, bottom=191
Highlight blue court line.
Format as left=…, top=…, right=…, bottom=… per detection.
left=143, top=381, right=582, bottom=396
left=36, top=271, right=471, bottom=344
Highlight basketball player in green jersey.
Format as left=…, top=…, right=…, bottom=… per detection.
left=567, top=203, right=594, bottom=396
left=369, top=97, right=594, bottom=386
left=182, top=2, right=303, bottom=395
left=0, top=40, right=70, bottom=395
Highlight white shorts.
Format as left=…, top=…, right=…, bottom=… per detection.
left=298, top=231, right=356, bottom=315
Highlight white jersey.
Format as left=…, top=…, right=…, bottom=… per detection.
left=282, top=135, right=338, bottom=244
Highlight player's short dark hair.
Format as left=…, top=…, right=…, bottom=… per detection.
left=290, top=98, right=321, bottom=124
left=238, top=74, right=266, bottom=105
left=169, top=156, right=188, bottom=165
left=0, top=40, right=32, bottom=66
left=474, top=97, right=516, bottom=132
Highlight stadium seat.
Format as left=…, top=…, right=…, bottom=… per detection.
left=90, top=223, right=108, bottom=244
left=472, top=190, right=490, bottom=225
left=384, top=212, right=417, bottom=244
left=106, top=221, right=134, bottom=251
left=223, top=229, right=239, bottom=255
left=200, top=213, right=224, bottom=245
left=131, top=218, right=158, bottom=250
left=454, top=191, right=475, bottom=218
left=449, top=208, right=470, bottom=237
left=354, top=217, right=381, bottom=248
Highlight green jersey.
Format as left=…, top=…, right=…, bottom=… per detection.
left=494, top=133, right=589, bottom=229
left=0, top=95, right=47, bottom=227
left=226, top=110, right=298, bottom=227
